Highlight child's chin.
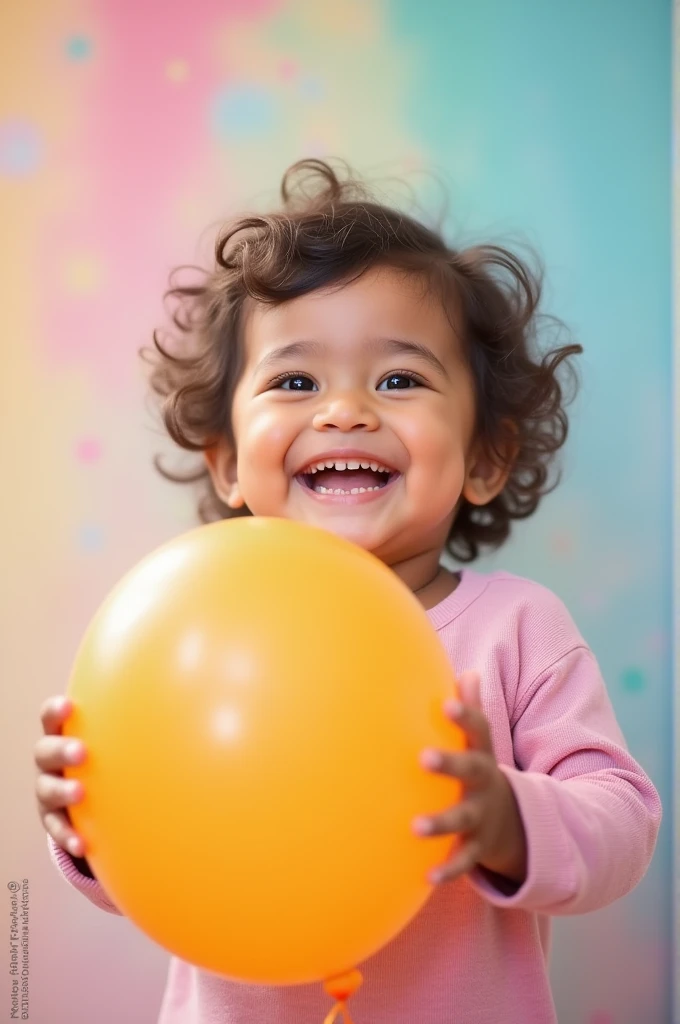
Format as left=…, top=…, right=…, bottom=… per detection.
left=308, top=518, right=387, bottom=554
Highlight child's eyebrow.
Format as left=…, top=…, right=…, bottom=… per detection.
left=253, top=336, right=449, bottom=378
left=368, top=337, right=449, bottom=378
left=254, top=340, right=323, bottom=375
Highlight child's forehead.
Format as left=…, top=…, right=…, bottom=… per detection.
left=241, top=265, right=461, bottom=356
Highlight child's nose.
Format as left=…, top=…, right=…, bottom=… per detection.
left=312, top=392, right=380, bottom=432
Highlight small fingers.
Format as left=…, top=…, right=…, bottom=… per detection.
left=430, top=840, right=482, bottom=885
left=421, top=749, right=494, bottom=789
left=36, top=699, right=87, bottom=860
left=43, top=811, right=86, bottom=858
left=40, top=696, right=73, bottom=736
left=36, top=773, right=84, bottom=811
left=413, top=799, right=481, bottom=838
left=454, top=670, right=482, bottom=707
left=34, top=735, right=86, bottom=774
left=443, top=699, right=493, bottom=753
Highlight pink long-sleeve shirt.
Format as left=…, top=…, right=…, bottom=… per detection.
left=50, top=569, right=661, bottom=1024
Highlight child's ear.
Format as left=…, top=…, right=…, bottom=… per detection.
left=462, top=434, right=516, bottom=507
left=204, top=441, right=245, bottom=510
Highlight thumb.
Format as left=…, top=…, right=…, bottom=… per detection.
left=455, top=670, right=482, bottom=709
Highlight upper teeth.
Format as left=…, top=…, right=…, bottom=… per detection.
left=306, top=459, right=391, bottom=474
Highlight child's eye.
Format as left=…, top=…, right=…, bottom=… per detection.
left=377, top=372, right=422, bottom=391
left=272, top=373, right=318, bottom=392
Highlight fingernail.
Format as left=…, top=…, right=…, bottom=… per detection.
left=412, top=817, right=434, bottom=836
left=67, top=781, right=82, bottom=800
left=444, top=699, right=463, bottom=719
left=429, top=868, right=444, bottom=885
left=67, top=837, right=82, bottom=856
left=65, top=742, right=84, bottom=763
left=421, top=749, right=443, bottom=770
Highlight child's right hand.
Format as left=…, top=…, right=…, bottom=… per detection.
left=34, top=696, right=88, bottom=858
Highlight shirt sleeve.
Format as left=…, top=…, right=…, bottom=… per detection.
left=468, top=643, right=662, bottom=915
left=48, top=836, right=122, bottom=916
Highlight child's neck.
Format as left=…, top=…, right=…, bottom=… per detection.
left=390, top=550, right=459, bottom=610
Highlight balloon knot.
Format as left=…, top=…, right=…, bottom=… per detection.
left=324, top=968, right=363, bottom=1003
left=323, top=966, right=360, bottom=1007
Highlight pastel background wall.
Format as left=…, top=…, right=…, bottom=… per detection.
left=1, top=2, right=672, bottom=1023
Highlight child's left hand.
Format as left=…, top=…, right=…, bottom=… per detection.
left=413, top=670, right=528, bottom=887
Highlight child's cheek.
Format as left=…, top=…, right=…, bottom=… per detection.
left=235, top=413, right=300, bottom=513
left=403, top=426, right=468, bottom=515
left=241, top=411, right=294, bottom=465
left=398, top=414, right=465, bottom=474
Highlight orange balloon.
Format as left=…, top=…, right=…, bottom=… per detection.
left=64, top=518, right=464, bottom=986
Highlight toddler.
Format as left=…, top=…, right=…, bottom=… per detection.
left=35, top=159, right=661, bottom=1024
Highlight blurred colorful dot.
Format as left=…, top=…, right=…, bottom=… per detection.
left=211, top=85, right=276, bottom=139
left=644, top=629, right=668, bottom=657
left=303, top=139, right=330, bottom=157
left=315, top=1, right=376, bottom=36
left=620, top=667, right=646, bottom=693
left=65, top=35, right=92, bottom=61
left=75, top=438, right=102, bottom=463
left=166, top=59, right=190, bottom=83
left=78, top=524, right=105, bottom=552
left=278, top=59, right=298, bottom=81
left=550, top=531, right=575, bottom=556
left=299, top=76, right=324, bottom=101
left=402, top=152, right=424, bottom=172
left=63, top=255, right=103, bottom=295
left=0, top=121, right=43, bottom=177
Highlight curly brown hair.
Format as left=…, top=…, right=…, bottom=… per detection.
left=146, top=158, right=581, bottom=562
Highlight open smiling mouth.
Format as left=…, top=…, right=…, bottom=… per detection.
left=297, top=459, right=398, bottom=495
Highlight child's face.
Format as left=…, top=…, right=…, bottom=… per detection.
left=206, top=266, right=506, bottom=566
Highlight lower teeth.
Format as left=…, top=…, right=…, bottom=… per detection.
left=314, top=485, right=383, bottom=495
